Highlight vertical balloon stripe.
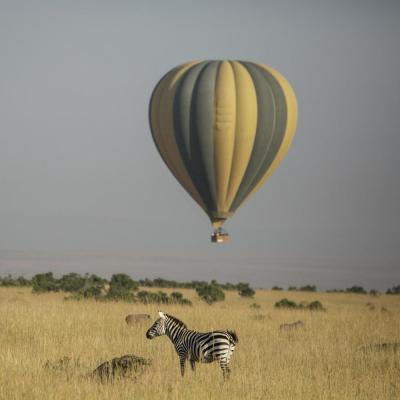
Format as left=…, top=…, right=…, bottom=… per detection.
left=173, top=62, right=209, bottom=183
left=213, top=61, right=237, bottom=212
left=149, top=62, right=207, bottom=212
left=230, top=63, right=288, bottom=211
left=229, top=61, right=278, bottom=210
left=223, top=61, right=258, bottom=210
left=230, top=62, right=296, bottom=212
left=190, top=61, right=219, bottom=214
left=173, top=61, right=216, bottom=214
left=246, top=63, right=297, bottom=197
left=231, top=62, right=286, bottom=211
left=150, top=67, right=179, bottom=179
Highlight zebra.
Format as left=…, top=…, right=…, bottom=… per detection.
left=146, top=311, right=238, bottom=379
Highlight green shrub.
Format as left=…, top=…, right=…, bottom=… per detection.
left=109, top=274, right=138, bottom=291
left=32, top=272, right=59, bottom=293
left=16, top=276, right=31, bottom=286
left=346, top=286, right=367, bottom=294
left=274, top=298, right=326, bottom=311
left=136, top=290, right=192, bottom=305
left=82, top=285, right=103, bottom=298
left=106, top=287, right=136, bottom=302
left=237, top=283, right=255, bottom=298
left=178, top=298, right=193, bottom=306
left=105, top=273, right=138, bottom=302
left=170, top=292, right=183, bottom=301
left=59, top=273, right=86, bottom=292
left=274, top=298, right=298, bottom=309
left=240, top=287, right=255, bottom=298
left=196, top=284, right=225, bottom=304
left=307, top=300, right=325, bottom=311
left=0, top=275, right=31, bottom=287
left=271, top=286, right=283, bottom=291
left=299, top=285, right=317, bottom=292
left=137, top=290, right=156, bottom=304
left=386, top=285, right=400, bottom=295
left=0, top=275, right=17, bottom=287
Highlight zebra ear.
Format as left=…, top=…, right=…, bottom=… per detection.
left=158, top=311, right=166, bottom=320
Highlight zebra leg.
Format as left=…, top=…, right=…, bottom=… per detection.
left=219, top=358, right=231, bottom=380
left=190, top=359, right=196, bottom=372
left=179, top=356, right=186, bottom=377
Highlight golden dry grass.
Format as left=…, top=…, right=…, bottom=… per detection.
left=0, top=287, right=399, bottom=400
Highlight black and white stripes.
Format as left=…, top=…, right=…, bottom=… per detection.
left=146, top=311, right=238, bottom=379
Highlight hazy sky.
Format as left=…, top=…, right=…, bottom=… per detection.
left=1, top=0, right=399, bottom=290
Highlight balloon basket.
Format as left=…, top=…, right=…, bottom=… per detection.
left=211, top=228, right=229, bottom=243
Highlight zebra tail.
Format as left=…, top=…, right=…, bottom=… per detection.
left=227, top=330, right=238, bottom=345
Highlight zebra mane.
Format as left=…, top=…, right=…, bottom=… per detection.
left=166, top=314, right=188, bottom=329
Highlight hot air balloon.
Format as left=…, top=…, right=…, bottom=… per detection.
left=149, top=60, right=297, bottom=243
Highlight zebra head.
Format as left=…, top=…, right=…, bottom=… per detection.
left=146, top=311, right=167, bottom=339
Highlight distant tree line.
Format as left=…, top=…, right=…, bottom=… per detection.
left=2, top=273, right=398, bottom=297
left=386, top=285, right=400, bottom=295
left=272, top=284, right=400, bottom=295
left=0, top=275, right=31, bottom=287
left=272, top=285, right=317, bottom=292
left=0, top=273, right=256, bottom=304
left=138, top=277, right=253, bottom=292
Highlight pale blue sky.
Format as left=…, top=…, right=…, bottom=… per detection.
left=0, top=1, right=399, bottom=290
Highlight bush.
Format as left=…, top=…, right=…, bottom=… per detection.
left=271, top=286, right=283, bottom=291
left=274, top=298, right=298, bottom=309
left=237, top=283, right=255, bottom=298
left=170, top=292, right=183, bottom=301
left=240, top=286, right=255, bottom=298
left=250, top=303, right=261, bottom=309
left=106, top=273, right=138, bottom=301
left=0, top=275, right=32, bottom=287
left=136, top=290, right=167, bottom=304
left=307, top=300, right=325, bottom=311
left=346, top=286, right=367, bottom=294
left=82, top=285, right=103, bottom=299
left=274, top=298, right=326, bottom=311
left=16, top=276, right=31, bottom=286
left=0, top=275, right=17, bottom=287
left=169, top=291, right=192, bottom=305
left=109, top=274, right=138, bottom=291
left=196, top=283, right=225, bottom=304
left=288, top=286, right=297, bottom=291
left=106, top=288, right=136, bottom=302
left=32, top=272, right=59, bottom=293
left=136, top=290, right=192, bottom=305
left=59, top=273, right=86, bottom=292
left=386, top=285, right=400, bottom=295
left=62, top=273, right=106, bottom=300
left=299, top=285, right=317, bottom=292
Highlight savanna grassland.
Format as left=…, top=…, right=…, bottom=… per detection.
left=0, top=287, right=399, bottom=400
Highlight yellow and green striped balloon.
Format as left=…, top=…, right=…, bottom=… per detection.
left=149, top=60, right=298, bottom=233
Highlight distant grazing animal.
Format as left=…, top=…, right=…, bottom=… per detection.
left=146, top=311, right=238, bottom=379
left=125, top=314, right=150, bottom=325
left=279, top=320, right=304, bottom=331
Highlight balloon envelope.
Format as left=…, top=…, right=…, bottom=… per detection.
left=149, top=60, right=297, bottom=230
